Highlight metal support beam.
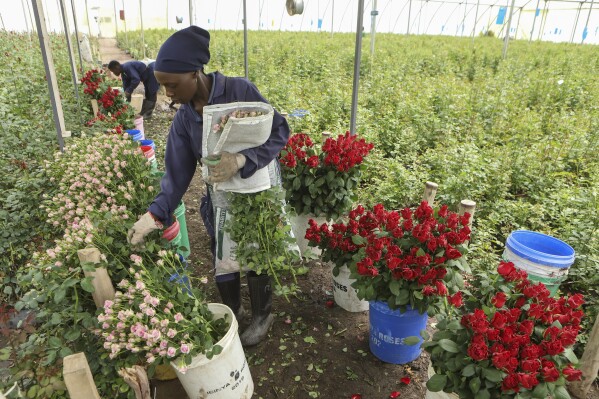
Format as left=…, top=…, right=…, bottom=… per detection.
left=502, top=0, right=516, bottom=58
left=570, top=2, right=583, bottom=43
left=370, top=0, right=377, bottom=57
left=515, top=6, right=522, bottom=38
left=243, top=0, right=248, bottom=79
left=529, top=0, right=540, bottom=41
left=70, top=0, right=84, bottom=72
left=407, top=0, right=413, bottom=34
left=31, top=0, right=66, bottom=151
left=189, top=0, right=194, bottom=26
left=461, top=1, right=468, bottom=36
left=331, top=0, right=334, bottom=37
left=113, top=0, right=118, bottom=38
left=59, top=0, right=82, bottom=128
left=122, top=0, right=128, bottom=47
left=472, top=0, right=480, bottom=41
left=140, top=0, right=146, bottom=58
left=538, top=1, right=548, bottom=40
left=350, top=0, right=365, bottom=135
left=581, top=0, right=594, bottom=43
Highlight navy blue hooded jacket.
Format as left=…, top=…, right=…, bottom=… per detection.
left=148, top=71, right=290, bottom=229
left=120, top=61, right=160, bottom=96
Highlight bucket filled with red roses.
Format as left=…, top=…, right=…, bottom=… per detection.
left=344, top=200, right=471, bottom=364
left=424, top=260, right=584, bottom=399
left=279, top=132, right=373, bottom=257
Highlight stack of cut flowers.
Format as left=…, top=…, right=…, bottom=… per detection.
left=424, top=261, right=584, bottom=399
left=306, top=201, right=471, bottom=314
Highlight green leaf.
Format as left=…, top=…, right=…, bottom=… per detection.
left=474, top=389, right=490, bottom=399
left=351, top=235, right=366, bottom=245
left=80, top=278, right=95, bottom=293
left=53, top=288, right=66, bottom=304
left=426, top=374, right=447, bottom=392
left=403, top=336, right=421, bottom=346
left=462, top=364, right=476, bottom=377
left=389, top=279, right=400, bottom=296
left=48, top=336, right=62, bottom=348
left=553, top=386, right=571, bottom=399
left=438, top=339, right=460, bottom=353
left=304, top=336, right=317, bottom=344
left=532, top=382, right=549, bottom=398
left=563, top=347, right=578, bottom=364
left=469, top=376, right=481, bottom=394
left=481, top=367, right=503, bottom=383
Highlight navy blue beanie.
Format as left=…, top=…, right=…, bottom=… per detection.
left=154, top=26, right=210, bottom=73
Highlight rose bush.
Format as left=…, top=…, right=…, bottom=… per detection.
left=424, top=261, right=584, bottom=399
left=306, top=200, right=471, bottom=314
left=279, top=132, right=373, bottom=220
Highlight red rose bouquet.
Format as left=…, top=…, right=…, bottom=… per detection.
left=279, top=132, right=373, bottom=220
left=306, top=200, right=471, bottom=313
left=80, top=68, right=107, bottom=100
left=424, top=261, right=584, bottom=399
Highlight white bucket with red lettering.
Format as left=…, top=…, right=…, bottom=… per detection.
left=171, top=303, right=253, bottom=399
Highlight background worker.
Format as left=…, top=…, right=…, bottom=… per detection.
left=126, top=26, right=290, bottom=346
left=108, top=60, right=160, bottom=119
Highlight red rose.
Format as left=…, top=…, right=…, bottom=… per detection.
left=567, top=293, right=585, bottom=308
left=491, top=312, right=507, bottom=329
left=491, top=292, right=507, bottom=308
left=563, top=365, right=583, bottom=381
left=467, top=336, right=489, bottom=361
left=435, top=280, right=448, bottom=296
left=541, top=364, right=560, bottom=382
left=520, top=359, right=540, bottom=373
left=517, top=372, right=539, bottom=390
left=447, top=292, right=463, bottom=307
left=501, top=373, right=520, bottom=392
left=498, top=261, right=516, bottom=278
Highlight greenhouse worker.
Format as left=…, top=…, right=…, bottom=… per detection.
left=107, top=60, right=160, bottom=119
left=126, top=26, right=290, bottom=347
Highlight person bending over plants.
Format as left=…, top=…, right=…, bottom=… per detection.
left=126, top=26, right=290, bottom=347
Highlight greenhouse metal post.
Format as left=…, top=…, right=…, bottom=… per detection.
left=582, top=0, right=595, bottom=43
left=331, top=0, right=334, bottom=37
left=370, top=0, right=377, bottom=57
left=70, top=0, right=84, bottom=72
left=113, top=0, right=118, bottom=37
left=189, top=0, right=194, bottom=26
left=529, top=0, right=540, bottom=41
left=570, top=2, right=583, bottom=43
left=243, top=0, right=248, bottom=79
left=350, top=0, right=365, bottom=136
left=407, top=0, right=413, bottom=34
left=140, top=0, right=146, bottom=59
left=59, top=0, right=83, bottom=126
left=122, top=0, right=129, bottom=48
left=472, top=0, right=480, bottom=42
left=32, top=0, right=66, bottom=151
left=502, top=0, right=516, bottom=58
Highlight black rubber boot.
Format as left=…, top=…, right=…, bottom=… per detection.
left=241, top=273, right=274, bottom=347
left=216, top=274, right=246, bottom=322
left=139, top=100, right=156, bottom=119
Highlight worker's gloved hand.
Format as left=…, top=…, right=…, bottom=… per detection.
left=203, top=152, right=246, bottom=183
left=127, top=212, right=163, bottom=246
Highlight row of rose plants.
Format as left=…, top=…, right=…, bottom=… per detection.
left=0, top=133, right=206, bottom=398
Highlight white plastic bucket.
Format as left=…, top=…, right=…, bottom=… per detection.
left=503, top=230, right=575, bottom=296
left=171, top=303, right=253, bottom=399
left=425, top=364, right=459, bottom=399
left=290, top=213, right=328, bottom=257
left=332, top=264, right=369, bottom=312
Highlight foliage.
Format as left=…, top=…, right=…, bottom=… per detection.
left=280, top=132, right=373, bottom=220
left=225, top=186, right=307, bottom=299
left=96, top=250, right=228, bottom=371
left=3, top=133, right=161, bottom=398
left=424, top=261, right=584, bottom=399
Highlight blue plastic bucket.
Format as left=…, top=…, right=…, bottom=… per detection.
left=139, top=139, right=155, bottom=150
left=503, top=230, right=575, bottom=296
left=369, top=301, right=428, bottom=364
left=125, top=129, right=144, bottom=141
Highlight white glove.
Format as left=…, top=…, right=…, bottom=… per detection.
left=127, top=212, right=163, bottom=246
left=203, top=152, right=246, bottom=183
